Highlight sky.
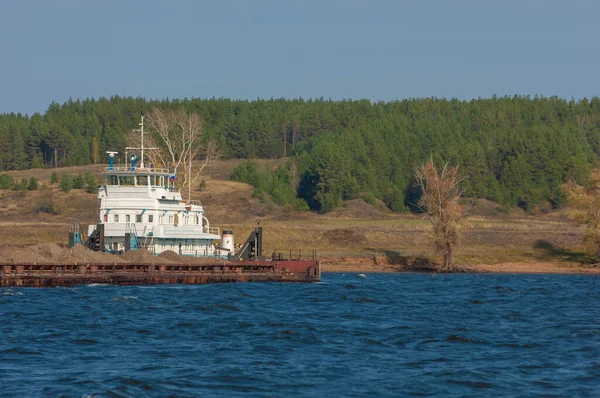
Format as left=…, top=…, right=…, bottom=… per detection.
left=0, top=0, right=598, bottom=115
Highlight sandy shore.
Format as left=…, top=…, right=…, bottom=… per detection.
left=320, top=257, right=600, bottom=274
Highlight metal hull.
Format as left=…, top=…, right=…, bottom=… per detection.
left=0, top=260, right=321, bottom=287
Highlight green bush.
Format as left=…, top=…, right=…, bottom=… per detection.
left=50, top=172, right=59, bottom=185
left=231, top=161, right=304, bottom=210
left=60, top=174, right=72, bottom=192
left=28, top=177, right=38, bottom=191
left=199, top=179, right=206, bottom=191
left=31, top=154, right=45, bottom=169
left=72, top=174, right=84, bottom=189
left=0, top=173, right=13, bottom=189
left=84, top=173, right=97, bottom=193
left=363, top=192, right=377, bottom=206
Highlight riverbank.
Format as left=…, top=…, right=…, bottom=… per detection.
left=320, top=256, right=600, bottom=274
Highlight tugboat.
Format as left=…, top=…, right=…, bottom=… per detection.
left=85, top=116, right=224, bottom=257
left=1, top=117, right=320, bottom=287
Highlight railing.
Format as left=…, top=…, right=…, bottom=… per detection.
left=203, top=226, right=220, bottom=236
left=270, top=249, right=318, bottom=262
left=188, top=200, right=203, bottom=207
left=104, top=166, right=170, bottom=173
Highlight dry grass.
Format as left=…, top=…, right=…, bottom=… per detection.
left=0, top=162, right=594, bottom=269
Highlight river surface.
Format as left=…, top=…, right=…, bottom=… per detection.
left=1, top=273, right=599, bottom=397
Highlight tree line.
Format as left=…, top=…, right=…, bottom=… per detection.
left=2, top=95, right=600, bottom=212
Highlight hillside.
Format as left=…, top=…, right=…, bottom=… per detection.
left=2, top=96, right=600, bottom=214
left=1, top=160, right=598, bottom=273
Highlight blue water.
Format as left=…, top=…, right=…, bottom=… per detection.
left=1, top=274, right=600, bottom=397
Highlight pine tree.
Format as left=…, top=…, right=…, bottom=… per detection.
left=60, top=174, right=72, bottom=192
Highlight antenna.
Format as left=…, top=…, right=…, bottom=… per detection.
left=140, top=116, right=144, bottom=168
left=126, top=115, right=157, bottom=169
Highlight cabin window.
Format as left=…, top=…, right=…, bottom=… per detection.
left=103, top=214, right=108, bottom=222
left=148, top=215, right=154, bottom=223
left=136, top=214, right=142, bottom=223
left=151, top=175, right=161, bottom=187
left=159, top=215, right=164, bottom=224
left=114, top=214, right=119, bottom=222
left=107, top=175, right=118, bottom=186
left=137, top=175, right=148, bottom=186
left=169, top=215, right=174, bottom=224
left=195, top=216, right=200, bottom=225
left=184, top=216, right=189, bottom=225
left=119, top=176, right=134, bottom=186
left=125, top=215, right=131, bottom=223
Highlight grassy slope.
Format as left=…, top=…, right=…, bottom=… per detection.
left=0, top=160, right=592, bottom=270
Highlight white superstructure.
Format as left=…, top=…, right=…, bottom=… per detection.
left=87, top=117, right=222, bottom=257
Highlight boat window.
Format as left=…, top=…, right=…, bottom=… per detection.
left=159, top=215, right=164, bottom=224
left=119, top=176, right=134, bottom=186
left=169, top=215, right=174, bottom=224
left=107, top=175, right=118, bottom=186
left=150, top=175, right=161, bottom=187
left=125, top=215, right=131, bottom=223
left=136, top=214, right=142, bottom=223
left=114, top=214, right=119, bottom=222
left=104, top=214, right=108, bottom=222
left=160, top=176, right=164, bottom=187
left=148, top=214, right=154, bottom=223
left=195, top=216, right=200, bottom=225
left=137, top=175, right=148, bottom=186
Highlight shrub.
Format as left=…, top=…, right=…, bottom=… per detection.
left=50, top=172, right=59, bottom=185
left=84, top=173, right=97, bottom=193
left=36, top=192, right=62, bottom=215
left=72, top=174, right=84, bottom=189
left=199, top=179, right=206, bottom=191
left=363, top=192, right=377, bottom=206
left=60, top=174, right=72, bottom=192
left=31, top=154, right=45, bottom=169
left=292, top=198, right=309, bottom=211
left=13, top=178, right=28, bottom=192
left=28, top=177, right=38, bottom=191
left=0, top=173, right=13, bottom=189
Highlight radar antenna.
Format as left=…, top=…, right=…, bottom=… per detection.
left=106, top=151, right=118, bottom=170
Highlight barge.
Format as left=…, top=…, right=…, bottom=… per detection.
left=0, top=116, right=320, bottom=287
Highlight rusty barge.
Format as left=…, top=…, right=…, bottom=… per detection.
left=0, top=258, right=321, bottom=287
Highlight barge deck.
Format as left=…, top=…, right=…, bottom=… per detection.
left=0, top=260, right=321, bottom=287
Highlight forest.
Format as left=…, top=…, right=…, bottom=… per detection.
left=1, top=95, right=599, bottom=213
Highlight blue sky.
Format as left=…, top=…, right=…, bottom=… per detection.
left=1, top=0, right=598, bottom=115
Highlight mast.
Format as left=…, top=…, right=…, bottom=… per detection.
left=140, top=116, right=145, bottom=169
left=126, top=116, right=156, bottom=170
left=188, top=114, right=192, bottom=202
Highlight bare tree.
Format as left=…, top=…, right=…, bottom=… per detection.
left=136, top=108, right=220, bottom=199
left=415, top=159, right=464, bottom=272
left=288, top=158, right=300, bottom=192
left=562, top=169, right=600, bottom=260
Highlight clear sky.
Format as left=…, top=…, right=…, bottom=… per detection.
left=1, top=0, right=598, bottom=115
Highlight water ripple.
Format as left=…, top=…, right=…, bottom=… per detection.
left=1, top=274, right=599, bottom=396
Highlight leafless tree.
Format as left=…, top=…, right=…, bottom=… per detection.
left=131, top=108, right=220, bottom=199
left=562, top=169, right=600, bottom=260
left=288, top=158, right=300, bottom=192
left=415, top=159, right=465, bottom=272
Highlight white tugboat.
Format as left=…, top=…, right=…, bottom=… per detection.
left=86, top=117, right=229, bottom=257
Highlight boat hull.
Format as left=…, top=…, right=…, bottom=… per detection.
left=0, top=260, right=320, bottom=287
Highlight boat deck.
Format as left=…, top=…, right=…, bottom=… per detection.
left=0, top=260, right=321, bottom=287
